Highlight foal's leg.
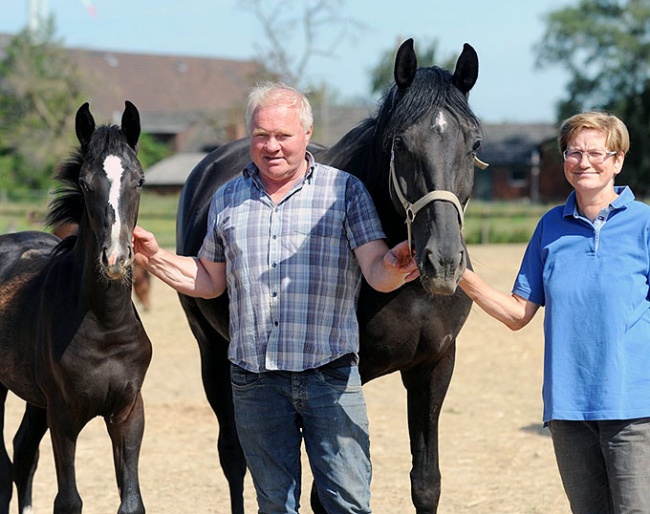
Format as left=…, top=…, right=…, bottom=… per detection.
left=401, top=344, right=456, bottom=514
left=13, top=404, right=48, bottom=514
left=48, top=409, right=83, bottom=514
left=0, top=387, right=12, bottom=514
left=105, top=393, right=145, bottom=514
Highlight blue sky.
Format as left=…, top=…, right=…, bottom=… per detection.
left=1, top=0, right=571, bottom=123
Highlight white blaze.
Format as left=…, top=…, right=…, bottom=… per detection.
left=434, top=111, right=448, bottom=132
left=103, top=155, right=125, bottom=266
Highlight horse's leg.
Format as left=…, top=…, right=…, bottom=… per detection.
left=48, top=410, right=83, bottom=514
left=401, top=343, right=456, bottom=514
left=13, top=404, right=48, bottom=514
left=310, top=482, right=328, bottom=514
left=0, top=386, right=12, bottom=514
left=105, top=393, right=145, bottom=514
left=197, top=333, right=247, bottom=514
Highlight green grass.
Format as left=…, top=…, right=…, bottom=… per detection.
left=137, top=193, right=180, bottom=248
left=0, top=191, right=180, bottom=249
left=0, top=193, right=561, bottom=247
left=463, top=201, right=556, bottom=244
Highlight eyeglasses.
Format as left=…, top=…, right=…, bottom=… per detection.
left=562, top=149, right=617, bottom=164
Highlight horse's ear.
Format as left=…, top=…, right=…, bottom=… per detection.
left=451, top=43, right=479, bottom=95
left=121, top=100, right=141, bottom=151
left=75, top=102, right=95, bottom=149
left=394, top=38, right=417, bottom=90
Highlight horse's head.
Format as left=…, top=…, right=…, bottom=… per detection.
left=74, top=101, right=144, bottom=280
left=384, top=39, right=482, bottom=295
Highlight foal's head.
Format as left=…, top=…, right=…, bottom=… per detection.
left=47, top=101, right=144, bottom=280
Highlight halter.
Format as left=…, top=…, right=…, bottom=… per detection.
left=389, top=142, right=489, bottom=253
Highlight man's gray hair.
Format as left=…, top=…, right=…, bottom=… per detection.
left=245, top=82, right=313, bottom=134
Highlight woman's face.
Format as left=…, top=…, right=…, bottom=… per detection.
left=563, top=128, right=624, bottom=194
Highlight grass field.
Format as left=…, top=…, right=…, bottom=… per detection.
left=0, top=192, right=558, bottom=248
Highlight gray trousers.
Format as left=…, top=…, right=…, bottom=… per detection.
left=548, top=418, right=650, bottom=514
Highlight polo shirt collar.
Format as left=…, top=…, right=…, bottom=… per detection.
left=563, top=185, right=634, bottom=219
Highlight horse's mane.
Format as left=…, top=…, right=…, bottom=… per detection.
left=45, top=125, right=126, bottom=230
left=321, top=66, right=480, bottom=175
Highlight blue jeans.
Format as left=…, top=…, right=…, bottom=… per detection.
left=548, top=418, right=650, bottom=514
left=230, top=360, right=372, bottom=514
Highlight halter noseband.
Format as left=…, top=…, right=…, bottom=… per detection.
left=389, top=142, right=489, bottom=253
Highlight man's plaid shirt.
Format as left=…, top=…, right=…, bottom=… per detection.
left=198, top=153, right=385, bottom=372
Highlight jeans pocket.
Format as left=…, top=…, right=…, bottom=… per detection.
left=316, top=365, right=362, bottom=392
left=230, top=365, right=261, bottom=391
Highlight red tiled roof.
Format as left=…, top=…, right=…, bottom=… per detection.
left=69, top=47, right=261, bottom=121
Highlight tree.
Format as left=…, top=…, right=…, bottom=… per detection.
left=241, top=0, right=363, bottom=91
left=534, top=0, right=650, bottom=192
left=368, top=38, right=456, bottom=96
left=0, top=21, right=86, bottom=194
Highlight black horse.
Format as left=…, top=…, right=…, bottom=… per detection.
left=176, top=39, right=482, bottom=514
left=0, top=101, right=152, bottom=514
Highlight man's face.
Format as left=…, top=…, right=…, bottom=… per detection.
left=250, top=103, right=313, bottom=188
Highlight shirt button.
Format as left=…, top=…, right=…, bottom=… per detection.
left=272, top=263, right=277, bottom=268
left=274, top=321, right=279, bottom=326
left=272, top=292, right=277, bottom=297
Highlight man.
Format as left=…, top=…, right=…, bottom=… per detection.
left=133, top=82, right=418, bottom=513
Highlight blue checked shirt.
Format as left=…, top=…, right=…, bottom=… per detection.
left=198, top=153, right=386, bottom=372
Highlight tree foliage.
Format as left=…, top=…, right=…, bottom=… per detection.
left=535, top=0, right=650, bottom=193
left=0, top=22, right=86, bottom=194
left=0, top=22, right=173, bottom=197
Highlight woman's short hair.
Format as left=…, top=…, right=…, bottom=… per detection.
left=558, top=111, right=630, bottom=154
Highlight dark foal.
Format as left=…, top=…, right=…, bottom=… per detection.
left=0, top=101, right=152, bottom=514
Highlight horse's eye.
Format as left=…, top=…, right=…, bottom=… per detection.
left=79, top=179, right=90, bottom=192
left=472, top=140, right=481, bottom=153
left=393, top=137, right=406, bottom=153
left=137, top=177, right=145, bottom=189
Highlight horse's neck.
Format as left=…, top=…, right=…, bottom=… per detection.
left=68, top=242, right=133, bottom=322
left=362, top=148, right=406, bottom=246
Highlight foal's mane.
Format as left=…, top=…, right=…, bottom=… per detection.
left=45, top=125, right=127, bottom=230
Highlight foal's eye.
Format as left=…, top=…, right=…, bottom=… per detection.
left=137, top=177, right=145, bottom=189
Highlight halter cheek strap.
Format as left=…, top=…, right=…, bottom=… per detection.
left=389, top=143, right=489, bottom=252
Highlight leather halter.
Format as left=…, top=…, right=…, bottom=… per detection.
left=389, top=142, right=489, bottom=252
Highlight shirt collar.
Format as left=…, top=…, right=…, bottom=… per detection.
left=563, top=185, right=634, bottom=219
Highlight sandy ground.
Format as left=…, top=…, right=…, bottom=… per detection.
left=3, top=243, right=572, bottom=513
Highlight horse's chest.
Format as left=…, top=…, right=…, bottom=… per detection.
left=357, top=287, right=470, bottom=355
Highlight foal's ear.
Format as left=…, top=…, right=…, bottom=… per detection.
left=394, top=38, right=417, bottom=90
left=75, top=102, right=95, bottom=149
left=452, top=43, right=479, bottom=95
left=121, top=100, right=141, bottom=151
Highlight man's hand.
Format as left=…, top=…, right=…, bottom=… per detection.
left=132, top=225, right=160, bottom=267
left=385, top=240, right=420, bottom=282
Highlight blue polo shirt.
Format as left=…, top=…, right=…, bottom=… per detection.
left=513, top=186, right=650, bottom=423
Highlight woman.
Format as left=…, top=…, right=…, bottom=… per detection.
left=460, top=111, right=650, bottom=513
